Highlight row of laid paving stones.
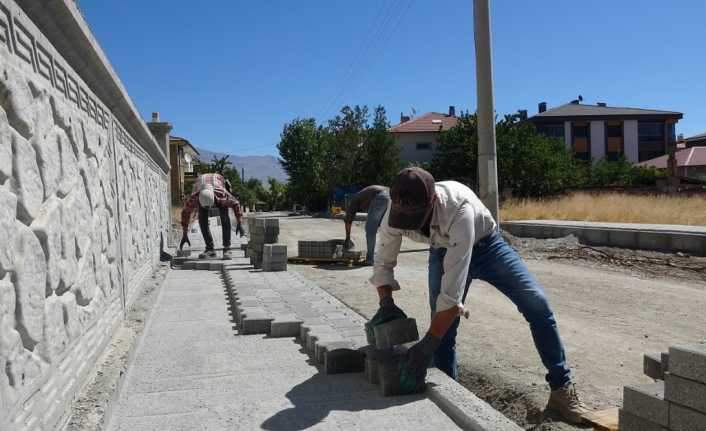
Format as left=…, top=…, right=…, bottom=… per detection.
left=223, top=263, right=369, bottom=369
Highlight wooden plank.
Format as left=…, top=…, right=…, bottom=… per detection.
left=581, top=407, right=618, bottom=431
left=288, top=256, right=364, bottom=266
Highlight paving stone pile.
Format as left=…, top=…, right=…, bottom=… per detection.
left=621, top=343, right=706, bottom=431
left=262, top=244, right=287, bottom=272
left=246, top=217, right=280, bottom=269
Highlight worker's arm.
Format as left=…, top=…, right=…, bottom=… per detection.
left=434, top=204, right=475, bottom=317
left=400, top=205, right=476, bottom=390
left=369, top=207, right=402, bottom=292
left=181, top=193, right=199, bottom=235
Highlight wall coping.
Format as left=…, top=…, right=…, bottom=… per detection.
left=14, top=0, right=170, bottom=173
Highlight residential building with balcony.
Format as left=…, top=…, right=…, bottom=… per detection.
left=529, top=100, right=683, bottom=163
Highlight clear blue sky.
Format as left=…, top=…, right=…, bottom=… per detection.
left=81, top=0, right=706, bottom=156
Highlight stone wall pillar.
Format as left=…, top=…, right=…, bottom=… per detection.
left=147, top=113, right=173, bottom=232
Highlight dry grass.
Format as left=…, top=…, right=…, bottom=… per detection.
left=501, top=192, right=706, bottom=226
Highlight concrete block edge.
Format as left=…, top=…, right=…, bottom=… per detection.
left=426, top=369, right=523, bottom=431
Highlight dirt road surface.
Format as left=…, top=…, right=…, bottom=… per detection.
left=273, top=215, right=706, bottom=430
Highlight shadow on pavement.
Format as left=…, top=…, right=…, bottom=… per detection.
left=260, top=370, right=423, bottom=430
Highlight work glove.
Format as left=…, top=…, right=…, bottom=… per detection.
left=343, top=236, right=355, bottom=251
left=179, top=234, right=191, bottom=250
left=400, top=332, right=442, bottom=392
left=235, top=223, right=245, bottom=237
left=369, top=296, right=407, bottom=328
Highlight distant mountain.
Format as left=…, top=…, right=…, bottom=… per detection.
left=195, top=147, right=287, bottom=184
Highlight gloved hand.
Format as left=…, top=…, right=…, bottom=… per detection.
left=179, top=234, right=191, bottom=250
left=400, top=332, right=442, bottom=392
left=343, top=236, right=355, bottom=251
left=235, top=223, right=245, bottom=237
left=369, top=296, right=407, bottom=328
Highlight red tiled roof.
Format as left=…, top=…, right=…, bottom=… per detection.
left=389, top=112, right=459, bottom=133
left=637, top=146, right=706, bottom=169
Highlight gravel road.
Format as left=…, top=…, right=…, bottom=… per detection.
left=273, top=215, right=706, bottom=430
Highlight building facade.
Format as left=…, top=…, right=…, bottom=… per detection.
left=684, top=132, right=706, bottom=148
left=529, top=101, right=682, bottom=163
left=389, top=107, right=459, bottom=164
left=168, top=136, right=199, bottom=206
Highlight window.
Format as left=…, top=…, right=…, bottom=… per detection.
left=605, top=121, right=623, bottom=161
left=416, top=142, right=432, bottom=150
left=638, top=121, right=665, bottom=161
left=537, top=123, right=564, bottom=139
left=572, top=122, right=590, bottom=160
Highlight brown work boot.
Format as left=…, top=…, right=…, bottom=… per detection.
left=547, top=383, right=589, bottom=424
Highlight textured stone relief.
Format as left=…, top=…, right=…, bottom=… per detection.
left=0, top=3, right=169, bottom=424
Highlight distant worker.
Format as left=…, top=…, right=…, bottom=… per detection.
left=180, top=173, right=245, bottom=259
left=368, top=167, right=589, bottom=424
left=343, top=185, right=390, bottom=265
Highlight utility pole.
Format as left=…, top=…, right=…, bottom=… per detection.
left=474, top=0, right=499, bottom=221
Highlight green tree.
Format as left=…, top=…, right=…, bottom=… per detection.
left=266, top=177, right=288, bottom=210
left=429, top=113, right=478, bottom=186
left=495, top=114, right=574, bottom=197
left=359, top=106, right=403, bottom=186
left=277, top=118, right=327, bottom=209
left=210, top=155, right=231, bottom=173
left=322, top=105, right=369, bottom=190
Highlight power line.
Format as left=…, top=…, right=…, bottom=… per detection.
left=318, top=0, right=413, bottom=122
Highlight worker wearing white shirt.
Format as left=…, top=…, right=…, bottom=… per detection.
left=368, top=167, right=588, bottom=425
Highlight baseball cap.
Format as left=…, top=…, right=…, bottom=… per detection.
left=199, top=185, right=215, bottom=208
left=388, top=167, right=436, bottom=230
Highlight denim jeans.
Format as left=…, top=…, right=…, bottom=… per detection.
left=365, top=192, right=390, bottom=264
left=428, top=230, right=571, bottom=390
left=198, top=204, right=231, bottom=251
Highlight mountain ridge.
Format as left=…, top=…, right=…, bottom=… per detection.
left=195, top=147, right=287, bottom=184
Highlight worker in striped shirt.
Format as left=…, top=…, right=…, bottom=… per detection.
left=180, top=173, right=244, bottom=259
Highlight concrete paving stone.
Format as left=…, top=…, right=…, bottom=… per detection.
left=208, top=261, right=224, bottom=271
left=665, top=373, right=706, bottom=415
left=617, top=409, right=664, bottom=431
left=377, top=347, right=422, bottom=397
left=426, top=368, right=524, bottom=431
left=314, top=337, right=349, bottom=363
left=306, top=330, right=341, bottom=355
left=241, top=316, right=274, bottom=335
left=661, top=352, right=670, bottom=374
left=622, top=381, right=668, bottom=426
left=373, top=318, right=420, bottom=349
left=259, top=296, right=283, bottom=303
left=195, top=261, right=211, bottom=270
left=669, top=344, right=706, bottom=384
left=644, top=352, right=665, bottom=380
left=670, top=403, right=706, bottom=431
left=182, top=261, right=197, bottom=270
left=326, top=318, right=363, bottom=330
left=365, top=357, right=379, bottom=384
left=270, top=317, right=303, bottom=338
left=324, top=347, right=365, bottom=375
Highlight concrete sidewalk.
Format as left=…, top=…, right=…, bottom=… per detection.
left=106, top=232, right=462, bottom=430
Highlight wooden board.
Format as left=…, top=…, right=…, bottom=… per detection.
left=288, top=256, right=365, bottom=267
left=581, top=407, right=619, bottom=431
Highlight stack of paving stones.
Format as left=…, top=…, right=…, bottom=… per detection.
left=262, top=244, right=287, bottom=271
left=247, top=218, right=280, bottom=269
left=362, top=318, right=420, bottom=396
left=298, top=239, right=365, bottom=261
left=621, top=343, right=706, bottom=431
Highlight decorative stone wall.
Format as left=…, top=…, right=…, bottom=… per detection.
left=0, top=1, right=170, bottom=429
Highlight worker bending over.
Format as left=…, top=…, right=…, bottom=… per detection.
left=180, top=173, right=244, bottom=259
left=369, top=167, right=589, bottom=424
left=343, top=185, right=390, bottom=265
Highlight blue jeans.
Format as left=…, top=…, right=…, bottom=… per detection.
left=428, top=230, right=571, bottom=390
left=365, top=192, right=390, bottom=264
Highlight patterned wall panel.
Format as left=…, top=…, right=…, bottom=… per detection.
left=0, top=1, right=169, bottom=429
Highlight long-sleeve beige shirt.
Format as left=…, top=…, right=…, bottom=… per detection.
left=370, top=181, right=497, bottom=312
